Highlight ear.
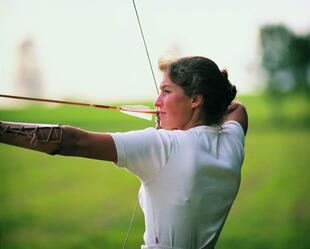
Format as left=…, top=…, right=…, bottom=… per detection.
left=191, top=94, right=204, bottom=109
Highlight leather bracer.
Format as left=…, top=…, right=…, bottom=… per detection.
left=0, top=121, right=63, bottom=155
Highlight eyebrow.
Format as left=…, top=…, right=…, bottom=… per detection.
left=160, top=83, right=174, bottom=89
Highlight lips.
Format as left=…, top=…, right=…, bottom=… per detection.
left=157, top=110, right=166, bottom=115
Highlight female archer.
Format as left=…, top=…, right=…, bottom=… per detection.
left=0, top=56, right=247, bottom=249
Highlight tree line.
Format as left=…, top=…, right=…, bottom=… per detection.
left=260, top=24, right=310, bottom=95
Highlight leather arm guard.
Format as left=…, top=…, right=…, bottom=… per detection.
left=0, top=121, right=63, bottom=155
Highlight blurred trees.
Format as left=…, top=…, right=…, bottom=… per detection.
left=259, top=24, right=310, bottom=95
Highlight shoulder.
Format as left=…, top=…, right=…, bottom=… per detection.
left=221, top=120, right=245, bottom=145
left=111, top=127, right=173, bottom=140
left=110, top=127, right=175, bottom=154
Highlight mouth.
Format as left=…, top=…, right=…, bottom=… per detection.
left=157, top=110, right=166, bottom=115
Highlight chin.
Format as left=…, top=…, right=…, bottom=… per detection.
left=159, top=120, right=178, bottom=130
left=161, top=125, right=176, bottom=130
left=159, top=124, right=169, bottom=130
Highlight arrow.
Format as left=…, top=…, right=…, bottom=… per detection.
left=0, top=94, right=157, bottom=121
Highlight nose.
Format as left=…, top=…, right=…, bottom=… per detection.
left=154, top=94, right=162, bottom=107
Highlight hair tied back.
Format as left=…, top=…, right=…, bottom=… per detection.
left=221, top=69, right=237, bottom=104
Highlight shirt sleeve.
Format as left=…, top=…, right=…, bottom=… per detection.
left=110, top=128, right=172, bottom=183
left=222, top=120, right=245, bottom=146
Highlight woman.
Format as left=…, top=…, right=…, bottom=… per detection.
left=0, top=56, right=247, bottom=249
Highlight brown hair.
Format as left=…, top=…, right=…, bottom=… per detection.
left=159, top=56, right=237, bottom=125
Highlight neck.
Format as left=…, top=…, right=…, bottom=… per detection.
left=181, top=108, right=207, bottom=130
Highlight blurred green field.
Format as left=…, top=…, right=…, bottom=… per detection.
left=0, top=94, right=309, bottom=249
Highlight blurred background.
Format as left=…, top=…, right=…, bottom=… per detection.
left=0, top=0, right=309, bottom=248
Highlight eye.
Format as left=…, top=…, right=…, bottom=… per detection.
left=163, top=89, right=171, bottom=93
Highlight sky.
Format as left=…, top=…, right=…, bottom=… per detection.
left=0, top=0, right=309, bottom=105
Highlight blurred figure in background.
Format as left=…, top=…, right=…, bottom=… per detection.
left=15, top=37, right=43, bottom=97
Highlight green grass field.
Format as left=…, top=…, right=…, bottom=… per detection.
left=1, top=94, right=309, bottom=249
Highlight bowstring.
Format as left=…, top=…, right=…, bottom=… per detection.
left=122, top=1, right=159, bottom=248
left=122, top=198, right=140, bottom=249
left=132, top=0, right=159, bottom=95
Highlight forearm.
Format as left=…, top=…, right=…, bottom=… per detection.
left=0, top=121, right=82, bottom=156
left=225, top=101, right=243, bottom=116
left=0, top=121, right=117, bottom=161
left=222, top=101, right=248, bottom=135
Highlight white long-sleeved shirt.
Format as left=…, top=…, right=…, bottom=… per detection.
left=111, top=121, right=245, bottom=249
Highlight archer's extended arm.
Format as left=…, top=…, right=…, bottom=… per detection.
left=0, top=121, right=117, bottom=162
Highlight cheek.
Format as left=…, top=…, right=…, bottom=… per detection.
left=165, top=96, right=181, bottom=113
left=166, top=95, right=191, bottom=117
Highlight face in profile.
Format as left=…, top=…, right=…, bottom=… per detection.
left=154, top=73, right=196, bottom=130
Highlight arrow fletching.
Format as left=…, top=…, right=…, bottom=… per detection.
left=119, top=105, right=156, bottom=121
